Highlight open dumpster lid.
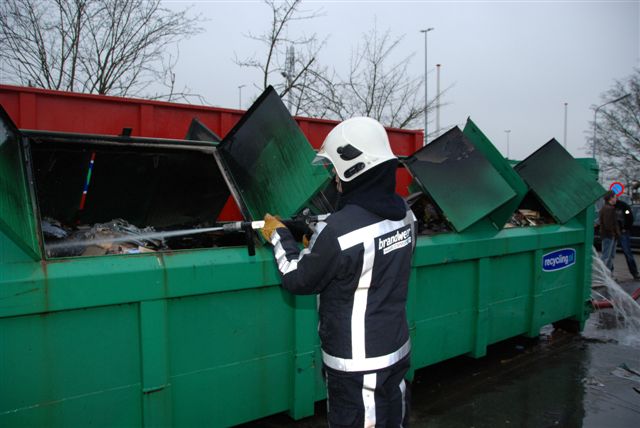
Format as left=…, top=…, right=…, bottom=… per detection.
left=217, top=86, right=331, bottom=221
left=514, top=139, right=607, bottom=224
left=404, top=126, right=517, bottom=232
left=185, top=118, right=221, bottom=143
left=0, top=106, right=41, bottom=259
left=463, top=118, right=529, bottom=229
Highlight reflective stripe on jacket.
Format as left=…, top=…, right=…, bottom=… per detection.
left=270, top=203, right=416, bottom=372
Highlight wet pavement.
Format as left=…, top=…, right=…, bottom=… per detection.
left=240, top=254, right=640, bottom=427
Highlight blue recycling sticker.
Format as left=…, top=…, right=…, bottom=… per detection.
left=542, top=248, right=576, bottom=272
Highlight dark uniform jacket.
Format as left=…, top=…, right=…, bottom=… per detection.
left=270, top=203, right=416, bottom=372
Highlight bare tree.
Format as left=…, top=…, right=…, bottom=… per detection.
left=0, top=0, right=202, bottom=101
left=316, top=25, right=447, bottom=130
left=587, top=69, right=640, bottom=179
left=234, top=0, right=327, bottom=115
left=237, top=3, right=444, bottom=130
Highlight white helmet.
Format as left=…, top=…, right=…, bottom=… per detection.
left=313, top=117, right=396, bottom=182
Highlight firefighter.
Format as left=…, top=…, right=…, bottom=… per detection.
left=261, top=117, right=416, bottom=427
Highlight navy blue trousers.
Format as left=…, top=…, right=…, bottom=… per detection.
left=325, top=356, right=411, bottom=428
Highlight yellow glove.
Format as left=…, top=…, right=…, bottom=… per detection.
left=261, top=213, right=286, bottom=242
left=302, top=234, right=310, bottom=248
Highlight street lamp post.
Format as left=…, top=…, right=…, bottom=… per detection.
left=420, top=27, right=434, bottom=146
left=238, top=84, right=246, bottom=110
left=592, top=93, right=631, bottom=158
left=436, top=63, right=441, bottom=136
left=504, top=130, right=511, bottom=159
left=563, top=102, right=568, bottom=148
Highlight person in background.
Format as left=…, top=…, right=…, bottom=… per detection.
left=599, top=190, right=619, bottom=272
left=615, top=197, right=640, bottom=280
left=261, top=117, right=416, bottom=427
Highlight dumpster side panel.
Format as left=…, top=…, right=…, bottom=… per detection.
left=167, top=288, right=294, bottom=426
left=0, top=227, right=596, bottom=426
left=0, top=230, right=36, bottom=263
left=36, top=95, right=142, bottom=135
left=409, top=222, right=591, bottom=365
left=537, top=245, right=586, bottom=327
left=0, top=252, right=322, bottom=427
left=411, top=260, right=476, bottom=367
left=487, top=252, right=533, bottom=343
left=0, top=304, right=142, bottom=427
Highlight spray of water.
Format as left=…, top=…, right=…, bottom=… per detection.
left=589, top=247, right=640, bottom=348
left=45, top=226, right=226, bottom=251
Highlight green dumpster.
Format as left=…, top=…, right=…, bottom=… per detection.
left=1, top=90, right=605, bottom=427
left=0, top=88, right=328, bottom=426
left=403, top=122, right=605, bottom=371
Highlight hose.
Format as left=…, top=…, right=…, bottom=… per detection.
left=591, top=287, right=640, bottom=309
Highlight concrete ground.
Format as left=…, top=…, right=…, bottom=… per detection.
left=239, top=252, right=640, bottom=428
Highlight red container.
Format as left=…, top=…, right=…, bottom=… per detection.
left=0, top=84, right=423, bottom=217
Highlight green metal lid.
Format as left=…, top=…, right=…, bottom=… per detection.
left=0, top=106, right=41, bottom=260
left=463, top=118, right=529, bottom=229
left=218, top=86, right=330, bottom=221
left=404, top=126, right=517, bottom=232
left=515, top=139, right=606, bottom=224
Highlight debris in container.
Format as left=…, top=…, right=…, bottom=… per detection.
left=44, top=218, right=165, bottom=258
left=505, top=209, right=552, bottom=228
left=82, top=245, right=107, bottom=257
left=406, top=192, right=453, bottom=235
left=91, top=219, right=162, bottom=249
left=41, top=217, right=68, bottom=239
left=42, top=217, right=260, bottom=257
left=81, top=244, right=156, bottom=257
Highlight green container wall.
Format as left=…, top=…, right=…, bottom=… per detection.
left=0, top=211, right=595, bottom=426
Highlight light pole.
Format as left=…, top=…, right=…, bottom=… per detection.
left=504, top=130, right=511, bottom=159
left=592, top=93, right=631, bottom=158
left=281, top=71, right=293, bottom=111
left=563, top=102, right=568, bottom=148
left=420, top=27, right=434, bottom=145
left=238, top=84, right=245, bottom=110
left=436, top=63, right=441, bottom=136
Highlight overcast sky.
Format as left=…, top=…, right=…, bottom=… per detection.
left=167, top=0, right=639, bottom=161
